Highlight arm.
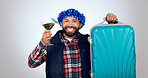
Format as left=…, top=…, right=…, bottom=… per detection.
left=28, top=40, right=47, bottom=68
left=28, top=30, right=52, bottom=68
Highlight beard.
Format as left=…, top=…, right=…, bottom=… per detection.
left=62, top=26, right=79, bottom=37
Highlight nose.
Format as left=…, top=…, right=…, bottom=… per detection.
left=67, top=21, right=74, bottom=26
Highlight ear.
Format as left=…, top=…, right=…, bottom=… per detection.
left=60, top=22, right=62, bottom=26
left=60, top=22, right=63, bottom=27
left=79, top=23, right=82, bottom=28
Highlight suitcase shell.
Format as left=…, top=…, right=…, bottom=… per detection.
left=90, top=24, right=136, bottom=78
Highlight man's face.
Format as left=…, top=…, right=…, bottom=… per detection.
left=61, top=16, right=82, bottom=37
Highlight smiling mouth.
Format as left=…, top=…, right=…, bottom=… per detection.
left=65, top=26, right=76, bottom=32
left=66, top=28, right=75, bottom=32
left=63, top=26, right=79, bottom=37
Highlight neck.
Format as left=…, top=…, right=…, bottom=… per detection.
left=63, top=33, right=76, bottom=39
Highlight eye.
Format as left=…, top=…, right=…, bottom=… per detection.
left=64, top=20, right=68, bottom=22
left=73, top=20, right=78, bottom=23
left=74, top=20, right=77, bottom=22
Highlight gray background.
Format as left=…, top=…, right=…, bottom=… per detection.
left=0, top=0, right=148, bottom=78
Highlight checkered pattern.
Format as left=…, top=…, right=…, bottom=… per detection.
left=28, top=41, right=47, bottom=68
left=59, top=33, right=82, bottom=78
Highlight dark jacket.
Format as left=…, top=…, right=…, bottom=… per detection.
left=46, top=30, right=91, bottom=78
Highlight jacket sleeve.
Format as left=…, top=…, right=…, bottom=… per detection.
left=28, top=40, right=47, bottom=68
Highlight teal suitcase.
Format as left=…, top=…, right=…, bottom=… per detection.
left=90, top=24, right=136, bottom=78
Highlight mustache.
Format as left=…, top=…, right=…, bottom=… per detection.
left=65, top=26, right=76, bottom=29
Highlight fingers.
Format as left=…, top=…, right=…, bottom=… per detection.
left=105, top=13, right=117, bottom=22
left=44, top=30, right=52, bottom=37
left=42, top=30, right=52, bottom=44
left=44, top=37, right=52, bottom=43
left=43, top=33, right=52, bottom=39
left=45, top=33, right=52, bottom=37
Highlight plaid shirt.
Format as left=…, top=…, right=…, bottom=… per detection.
left=28, top=40, right=47, bottom=68
left=28, top=33, right=82, bottom=78
left=59, top=33, right=82, bottom=78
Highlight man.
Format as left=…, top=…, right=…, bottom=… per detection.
left=28, top=9, right=118, bottom=78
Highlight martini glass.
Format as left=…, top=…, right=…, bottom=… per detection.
left=41, top=18, right=58, bottom=30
